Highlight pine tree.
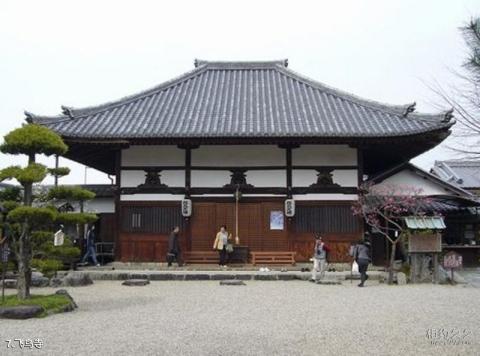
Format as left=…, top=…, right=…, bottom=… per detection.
left=0, top=124, right=97, bottom=299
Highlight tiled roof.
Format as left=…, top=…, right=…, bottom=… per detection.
left=431, top=161, right=480, bottom=189
left=370, top=162, right=473, bottom=197
left=26, top=59, right=454, bottom=140
left=37, top=184, right=115, bottom=198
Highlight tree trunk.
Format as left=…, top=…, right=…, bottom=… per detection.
left=387, top=241, right=397, bottom=285
left=16, top=230, right=31, bottom=299
left=19, top=163, right=33, bottom=299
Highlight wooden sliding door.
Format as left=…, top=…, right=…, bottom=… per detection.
left=190, top=201, right=289, bottom=252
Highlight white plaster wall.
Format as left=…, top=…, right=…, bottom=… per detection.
left=191, top=170, right=232, bottom=188
left=121, top=170, right=185, bottom=187
left=374, top=170, right=447, bottom=196
left=192, top=145, right=285, bottom=166
left=122, top=145, right=357, bottom=168
left=85, top=198, right=115, bottom=213
left=191, top=170, right=286, bottom=188
left=122, top=145, right=184, bottom=166
left=121, top=194, right=184, bottom=201
left=292, top=145, right=357, bottom=165
left=293, top=169, right=357, bottom=187
left=71, top=198, right=115, bottom=213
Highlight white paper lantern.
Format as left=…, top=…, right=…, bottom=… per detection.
left=285, top=199, right=295, bottom=217
left=181, top=199, right=192, bottom=217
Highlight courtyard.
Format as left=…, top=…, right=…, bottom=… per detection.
left=2, top=280, right=479, bottom=355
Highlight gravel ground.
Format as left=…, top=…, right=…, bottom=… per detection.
left=1, top=281, right=479, bottom=356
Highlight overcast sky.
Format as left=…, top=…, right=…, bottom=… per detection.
left=0, top=0, right=478, bottom=185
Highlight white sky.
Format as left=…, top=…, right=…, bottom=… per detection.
left=0, top=0, right=478, bottom=185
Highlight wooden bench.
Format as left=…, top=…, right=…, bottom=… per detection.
left=251, top=251, right=296, bottom=266
left=95, top=242, right=115, bottom=265
left=184, top=251, right=219, bottom=264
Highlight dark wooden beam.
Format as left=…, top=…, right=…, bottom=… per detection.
left=121, top=165, right=358, bottom=171
left=120, top=186, right=358, bottom=195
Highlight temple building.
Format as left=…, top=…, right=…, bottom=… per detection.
left=26, top=59, right=455, bottom=263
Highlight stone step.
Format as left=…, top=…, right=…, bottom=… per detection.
left=77, top=270, right=385, bottom=282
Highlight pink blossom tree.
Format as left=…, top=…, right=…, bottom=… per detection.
left=352, top=183, right=433, bottom=284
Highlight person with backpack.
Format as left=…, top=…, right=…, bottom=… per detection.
left=80, top=224, right=100, bottom=267
left=311, top=234, right=330, bottom=282
left=353, top=237, right=372, bottom=287
left=167, top=226, right=183, bottom=267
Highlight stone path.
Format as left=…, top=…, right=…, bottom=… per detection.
left=2, top=281, right=479, bottom=355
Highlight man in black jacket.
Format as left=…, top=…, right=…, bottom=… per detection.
left=167, top=226, right=183, bottom=267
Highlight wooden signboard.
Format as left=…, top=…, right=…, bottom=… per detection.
left=443, top=251, right=462, bottom=285
left=443, top=251, right=463, bottom=269
left=408, top=233, right=442, bottom=253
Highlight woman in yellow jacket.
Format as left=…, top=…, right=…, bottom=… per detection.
left=213, top=225, right=232, bottom=267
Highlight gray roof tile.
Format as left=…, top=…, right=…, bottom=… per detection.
left=26, top=60, right=454, bottom=139
left=432, top=161, right=480, bottom=189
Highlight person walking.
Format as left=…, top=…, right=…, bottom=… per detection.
left=213, top=225, right=231, bottom=267
left=354, top=238, right=371, bottom=287
left=311, top=234, right=330, bottom=282
left=167, top=226, right=183, bottom=267
left=80, top=224, right=100, bottom=267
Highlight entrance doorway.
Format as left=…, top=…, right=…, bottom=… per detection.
left=190, top=201, right=289, bottom=252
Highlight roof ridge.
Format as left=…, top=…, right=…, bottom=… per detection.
left=195, top=59, right=288, bottom=69
left=275, top=65, right=453, bottom=124
left=438, top=160, right=480, bottom=165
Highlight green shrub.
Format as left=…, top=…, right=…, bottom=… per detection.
left=7, top=206, right=57, bottom=225
left=56, top=212, right=98, bottom=225
left=0, top=294, right=72, bottom=317
left=31, top=258, right=63, bottom=278
left=47, top=186, right=95, bottom=202
left=0, top=124, right=68, bottom=157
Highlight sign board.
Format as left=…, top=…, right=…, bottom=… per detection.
left=443, top=251, right=463, bottom=269
left=270, top=211, right=284, bottom=230
left=54, top=230, right=65, bottom=246
left=408, top=233, right=442, bottom=253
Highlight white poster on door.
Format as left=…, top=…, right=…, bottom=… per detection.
left=270, top=211, right=284, bottom=230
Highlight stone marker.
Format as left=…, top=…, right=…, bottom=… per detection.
left=315, top=280, right=341, bottom=285
left=0, top=305, right=43, bottom=319
left=31, top=276, right=50, bottom=287
left=49, top=277, right=63, bottom=288
left=122, top=279, right=150, bottom=286
left=219, top=280, right=245, bottom=286
left=62, top=272, right=94, bottom=287
left=2, top=279, right=17, bottom=289
left=396, top=272, right=407, bottom=285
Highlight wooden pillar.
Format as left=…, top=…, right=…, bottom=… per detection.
left=185, top=147, right=192, bottom=197
left=281, top=144, right=298, bottom=251
left=180, top=146, right=194, bottom=252
left=357, top=147, right=364, bottom=186
left=357, top=147, right=366, bottom=244
left=114, top=149, right=122, bottom=261
left=433, top=253, right=439, bottom=284
left=286, top=147, right=293, bottom=199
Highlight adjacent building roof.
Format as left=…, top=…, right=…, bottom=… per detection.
left=26, top=59, right=454, bottom=140
left=431, top=160, right=480, bottom=190
left=404, top=216, right=446, bottom=229
left=369, top=162, right=473, bottom=197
